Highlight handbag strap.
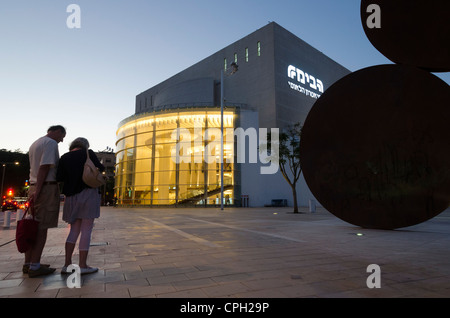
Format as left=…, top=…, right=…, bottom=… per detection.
left=22, top=202, right=35, bottom=220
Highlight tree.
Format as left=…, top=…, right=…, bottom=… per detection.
left=278, top=123, right=302, bottom=213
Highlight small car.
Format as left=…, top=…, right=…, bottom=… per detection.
left=2, top=200, right=18, bottom=212
left=17, top=201, right=29, bottom=210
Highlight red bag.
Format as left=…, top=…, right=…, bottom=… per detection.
left=15, top=202, right=39, bottom=253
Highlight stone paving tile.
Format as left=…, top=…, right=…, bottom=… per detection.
left=81, top=288, right=131, bottom=298
left=157, top=288, right=210, bottom=298
left=201, top=282, right=252, bottom=298
left=234, top=288, right=288, bottom=298
left=1, top=205, right=450, bottom=300
left=171, top=277, right=218, bottom=292
left=128, top=283, right=175, bottom=298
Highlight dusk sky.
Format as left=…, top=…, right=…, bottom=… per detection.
left=1, top=0, right=448, bottom=154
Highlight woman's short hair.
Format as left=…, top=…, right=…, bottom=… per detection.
left=69, top=137, right=90, bottom=151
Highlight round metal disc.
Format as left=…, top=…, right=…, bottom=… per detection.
left=300, top=64, right=450, bottom=229
left=361, top=0, right=450, bottom=72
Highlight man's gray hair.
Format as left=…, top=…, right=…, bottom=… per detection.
left=69, top=137, right=90, bottom=150
left=48, top=125, right=66, bottom=134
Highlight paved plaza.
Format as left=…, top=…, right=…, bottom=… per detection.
left=1, top=205, right=450, bottom=299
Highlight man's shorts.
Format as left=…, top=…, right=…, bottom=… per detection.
left=28, top=183, right=60, bottom=230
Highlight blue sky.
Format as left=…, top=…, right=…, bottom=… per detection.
left=1, top=0, right=448, bottom=154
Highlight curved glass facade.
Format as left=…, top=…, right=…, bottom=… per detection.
left=115, top=108, right=236, bottom=206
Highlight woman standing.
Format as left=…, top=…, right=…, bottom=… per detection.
left=57, top=137, right=105, bottom=274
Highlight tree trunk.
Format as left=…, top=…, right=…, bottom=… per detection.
left=292, top=185, right=298, bottom=213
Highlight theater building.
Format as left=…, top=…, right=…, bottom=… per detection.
left=115, top=22, right=350, bottom=207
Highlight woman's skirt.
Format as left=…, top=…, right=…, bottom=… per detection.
left=63, top=188, right=101, bottom=224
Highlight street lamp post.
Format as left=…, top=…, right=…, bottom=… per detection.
left=1, top=162, right=19, bottom=204
left=221, top=69, right=224, bottom=210
left=220, top=62, right=238, bottom=210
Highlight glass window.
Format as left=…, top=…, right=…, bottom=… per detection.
left=153, top=171, right=176, bottom=186
left=154, top=130, right=178, bottom=144
left=136, top=132, right=153, bottom=146
left=134, top=158, right=152, bottom=173
left=245, top=47, right=249, bottom=62
left=134, top=173, right=152, bottom=186
left=257, top=41, right=261, bottom=56
left=152, top=185, right=176, bottom=205
left=154, top=155, right=177, bottom=172
left=234, top=53, right=238, bottom=63
left=115, top=110, right=236, bottom=206
left=135, top=146, right=153, bottom=162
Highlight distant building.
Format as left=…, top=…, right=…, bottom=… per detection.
left=115, top=22, right=350, bottom=207
left=96, top=150, right=115, bottom=179
left=95, top=150, right=115, bottom=205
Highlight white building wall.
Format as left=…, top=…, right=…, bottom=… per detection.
left=238, top=109, right=320, bottom=208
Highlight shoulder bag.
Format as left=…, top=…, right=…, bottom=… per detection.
left=82, top=148, right=106, bottom=188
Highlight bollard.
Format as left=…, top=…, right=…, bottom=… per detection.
left=3, top=211, right=11, bottom=228
left=16, top=209, right=24, bottom=225
left=241, top=195, right=249, bottom=207
left=309, top=199, right=316, bottom=213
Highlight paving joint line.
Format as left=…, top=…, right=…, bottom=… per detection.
left=0, top=239, right=15, bottom=248
left=139, top=216, right=221, bottom=248
left=187, top=217, right=307, bottom=243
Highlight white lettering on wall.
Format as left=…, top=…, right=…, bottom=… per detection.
left=287, top=65, right=324, bottom=99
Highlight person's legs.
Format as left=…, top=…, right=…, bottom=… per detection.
left=27, top=184, right=60, bottom=277
left=29, top=229, right=48, bottom=267
left=24, top=249, right=31, bottom=265
left=23, top=240, right=50, bottom=273
left=65, top=219, right=82, bottom=267
left=27, top=229, right=55, bottom=277
left=78, top=218, right=94, bottom=268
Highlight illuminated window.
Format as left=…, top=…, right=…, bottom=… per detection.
left=245, top=47, right=249, bottom=62
left=257, top=41, right=261, bottom=56
left=224, top=58, right=227, bottom=71
left=234, top=53, right=238, bottom=63
left=115, top=109, right=236, bottom=206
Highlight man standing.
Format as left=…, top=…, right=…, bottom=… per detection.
left=25, top=125, right=66, bottom=277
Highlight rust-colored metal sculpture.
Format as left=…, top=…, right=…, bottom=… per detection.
left=300, top=65, right=450, bottom=229
left=360, top=0, right=450, bottom=72
left=300, top=1, right=450, bottom=229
